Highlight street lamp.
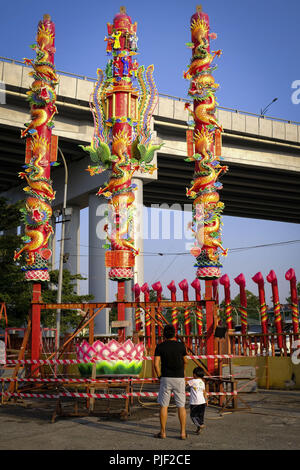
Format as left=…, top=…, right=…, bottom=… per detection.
left=56, top=146, right=68, bottom=352
left=260, top=98, right=278, bottom=116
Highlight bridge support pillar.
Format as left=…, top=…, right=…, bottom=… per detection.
left=132, top=178, right=144, bottom=288
left=64, top=205, right=80, bottom=293
left=125, top=279, right=133, bottom=337
left=88, top=193, right=109, bottom=334
left=88, top=179, right=145, bottom=337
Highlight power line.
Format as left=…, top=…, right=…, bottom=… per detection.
left=149, top=254, right=178, bottom=285
left=61, top=239, right=300, bottom=257
left=228, top=239, right=300, bottom=252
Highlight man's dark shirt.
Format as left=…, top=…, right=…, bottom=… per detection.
left=154, top=340, right=187, bottom=377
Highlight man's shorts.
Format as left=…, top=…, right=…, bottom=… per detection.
left=157, top=377, right=186, bottom=408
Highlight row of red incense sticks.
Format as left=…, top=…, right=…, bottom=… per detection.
left=131, top=268, right=299, bottom=351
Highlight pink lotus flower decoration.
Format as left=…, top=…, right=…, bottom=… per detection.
left=76, top=339, right=145, bottom=376
left=76, top=339, right=144, bottom=362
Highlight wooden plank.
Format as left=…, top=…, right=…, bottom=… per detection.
left=150, top=307, right=156, bottom=357
left=8, top=318, right=31, bottom=394
left=89, top=307, right=94, bottom=345
left=111, top=320, right=131, bottom=328
left=88, top=362, right=97, bottom=412
left=46, top=305, right=106, bottom=361
left=38, top=300, right=206, bottom=310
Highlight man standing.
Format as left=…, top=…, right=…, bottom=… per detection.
left=154, top=324, right=188, bottom=439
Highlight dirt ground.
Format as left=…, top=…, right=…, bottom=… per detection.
left=0, top=389, right=300, bottom=454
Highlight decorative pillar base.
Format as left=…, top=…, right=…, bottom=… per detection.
left=196, top=267, right=221, bottom=280
left=109, top=267, right=134, bottom=281
left=25, top=270, right=50, bottom=282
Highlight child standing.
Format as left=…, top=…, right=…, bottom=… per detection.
left=188, top=367, right=208, bottom=434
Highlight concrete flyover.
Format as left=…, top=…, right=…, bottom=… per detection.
left=0, top=57, right=300, bottom=225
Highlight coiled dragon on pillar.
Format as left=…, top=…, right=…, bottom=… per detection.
left=14, top=15, right=58, bottom=281
left=81, top=8, right=163, bottom=281
left=184, top=6, right=228, bottom=280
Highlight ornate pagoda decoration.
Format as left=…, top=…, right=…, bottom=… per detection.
left=82, top=7, right=162, bottom=282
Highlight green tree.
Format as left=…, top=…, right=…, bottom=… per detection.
left=150, top=289, right=191, bottom=334
left=0, top=197, right=32, bottom=326
left=41, top=269, right=93, bottom=333
left=109, top=288, right=170, bottom=335
left=220, top=289, right=260, bottom=325
left=0, top=197, right=93, bottom=331
left=286, top=282, right=300, bottom=304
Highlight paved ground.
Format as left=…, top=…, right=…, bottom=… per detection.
left=0, top=389, right=300, bottom=452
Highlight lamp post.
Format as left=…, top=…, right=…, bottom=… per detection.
left=56, top=146, right=68, bottom=351
left=260, top=98, right=278, bottom=116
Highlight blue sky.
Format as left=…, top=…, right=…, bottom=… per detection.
left=2, top=0, right=299, bottom=303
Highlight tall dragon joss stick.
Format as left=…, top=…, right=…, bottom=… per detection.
left=14, top=14, right=58, bottom=282
left=82, top=7, right=162, bottom=283
left=285, top=268, right=299, bottom=338
left=184, top=5, right=228, bottom=280
left=252, top=272, right=269, bottom=349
